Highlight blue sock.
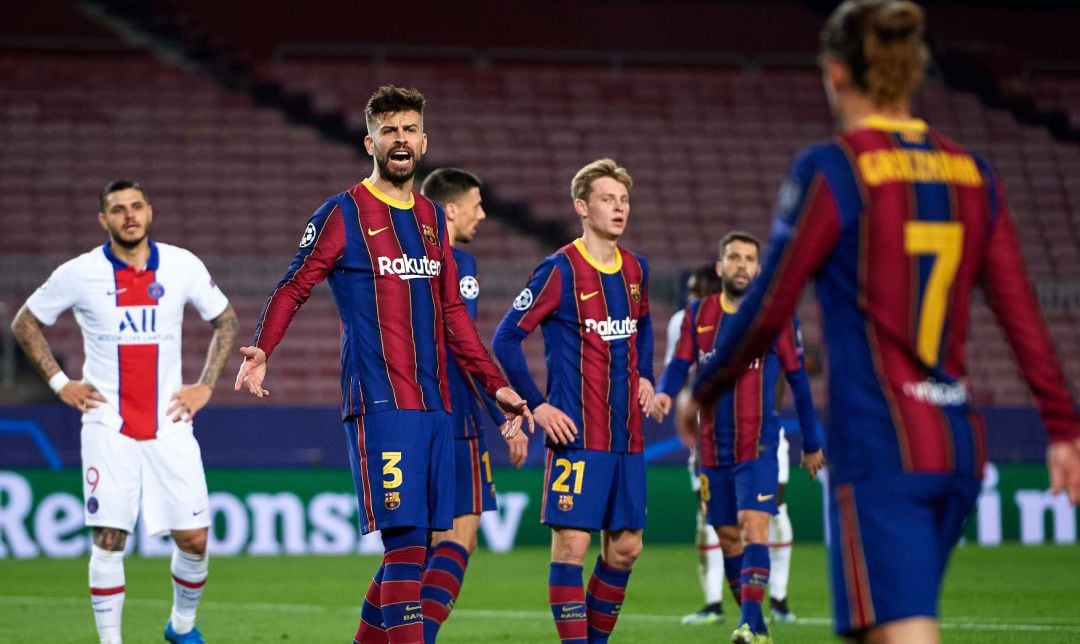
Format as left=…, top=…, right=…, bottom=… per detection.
left=724, top=553, right=744, bottom=606
left=739, top=544, right=770, bottom=634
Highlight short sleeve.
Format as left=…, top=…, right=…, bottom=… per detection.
left=25, top=258, right=82, bottom=325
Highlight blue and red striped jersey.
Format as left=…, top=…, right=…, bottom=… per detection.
left=447, top=247, right=504, bottom=438
left=695, top=116, right=1080, bottom=483
left=253, top=179, right=508, bottom=419
left=659, top=294, right=818, bottom=466
left=493, top=239, right=654, bottom=453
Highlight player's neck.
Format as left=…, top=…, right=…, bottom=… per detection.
left=841, top=96, right=913, bottom=132
left=720, top=290, right=742, bottom=313
left=579, top=231, right=619, bottom=266
left=367, top=171, right=414, bottom=204
left=109, top=240, right=151, bottom=270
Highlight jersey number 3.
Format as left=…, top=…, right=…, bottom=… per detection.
left=904, top=221, right=964, bottom=367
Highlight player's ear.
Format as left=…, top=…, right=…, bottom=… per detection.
left=573, top=198, right=588, bottom=219
left=443, top=201, right=457, bottom=222
left=420, top=132, right=428, bottom=155
left=98, top=212, right=108, bottom=232
left=823, top=57, right=851, bottom=94
left=714, top=260, right=723, bottom=278
left=363, top=134, right=375, bottom=156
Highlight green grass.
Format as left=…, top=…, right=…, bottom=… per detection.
left=1, top=543, right=1079, bottom=642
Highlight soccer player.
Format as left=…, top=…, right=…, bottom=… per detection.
left=416, top=167, right=529, bottom=642
left=654, top=231, right=823, bottom=643
left=233, top=86, right=532, bottom=644
left=11, top=180, right=238, bottom=644
left=493, top=158, right=655, bottom=644
left=694, top=2, right=1080, bottom=642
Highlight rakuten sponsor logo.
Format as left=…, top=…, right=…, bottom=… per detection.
left=584, top=317, right=637, bottom=342
left=902, top=379, right=969, bottom=406
left=377, top=255, right=442, bottom=280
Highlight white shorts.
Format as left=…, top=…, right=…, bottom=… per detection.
left=777, top=428, right=790, bottom=485
left=81, top=422, right=210, bottom=536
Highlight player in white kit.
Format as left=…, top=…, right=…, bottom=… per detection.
left=11, top=180, right=238, bottom=644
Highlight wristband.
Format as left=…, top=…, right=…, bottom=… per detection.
left=48, top=371, right=71, bottom=394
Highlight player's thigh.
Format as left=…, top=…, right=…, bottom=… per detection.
left=699, top=466, right=737, bottom=530
left=81, top=422, right=141, bottom=533
left=452, top=436, right=497, bottom=518
left=828, top=475, right=969, bottom=636
left=140, top=427, right=210, bottom=536
left=551, top=526, right=592, bottom=565
left=542, top=447, right=616, bottom=532
left=430, top=513, right=482, bottom=552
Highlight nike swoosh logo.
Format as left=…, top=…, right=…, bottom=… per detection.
left=405, top=603, right=421, bottom=612
left=367, top=226, right=390, bottom=236
left=696, top=325, right=715, bottom=333
left=192, top=509, right=207, bottom=516
left=106, top=288, right=128, bottom=296
left=579, top=291, right=600, bottom=301
left=757, top=493, right=774, bottom=502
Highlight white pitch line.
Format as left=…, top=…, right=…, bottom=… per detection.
left=3, top=596, right=1079, bottom=633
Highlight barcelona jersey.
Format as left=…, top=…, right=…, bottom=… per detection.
left=253, top=179, right=508, bottom=419
left=659, top=293, right=818, bottom=467
left=494, top=239, right=654, bottom=453
left=695, top=116, right=1080, bottom=483
left=447, top=247, right=504, bottom=438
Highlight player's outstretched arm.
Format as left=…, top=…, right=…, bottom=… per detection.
left=495, top=386, right=535, bottom=437
left=169, top=304, right=239, bottom=421
left=504, top=431, right=529, bottom=468
left=532, top=402, right=578, bottom=445
left=234, top=346, right=269, bottom=398
left=11, top=304, right=106, bottom=412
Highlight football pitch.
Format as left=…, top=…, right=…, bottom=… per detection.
left=1, top=543, right=1078, bottom=643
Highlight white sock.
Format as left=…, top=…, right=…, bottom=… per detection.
left=170, top=548, right=209, bottom=633
left=769, top=503, right=794, bottom=601
left=696, top=509, right=725, bottom=606
left=89, top=545, right=125, bottom=643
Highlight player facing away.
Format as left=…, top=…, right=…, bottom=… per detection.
left=694, top=2, right=1080, bottom=642
left=653, top=232, right=823, bottom=644
left=493, top=159, right=655, bottom=644
left=234, top=86, right=532, bottom=644
left=11, top=180, right=239, bottom=644
left=416, top=167, right=529, bottom=642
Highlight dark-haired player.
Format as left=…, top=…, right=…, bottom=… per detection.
left=654, top=232, right=822, bottom=643
left=493, top=158, right=654, bottom=644
left=417, top=167, right=528, bottom=642
left=694, top=2, right=1080, bottom=642
left=235, top=86, right=533, bottom=644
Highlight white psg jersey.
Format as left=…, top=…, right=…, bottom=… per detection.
left=26, top=241, right=229, bottom=440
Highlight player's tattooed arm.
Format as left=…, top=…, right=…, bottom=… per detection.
left=169, top=304, right=238, bottom=421
left=198, top=304, right=239, bottom=389
left=11, top=305, right=62, bottom=381
left=11, top=305, right=105, bottom=411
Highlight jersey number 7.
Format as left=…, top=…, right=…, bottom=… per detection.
left=904, top=221, right=964, bottom=368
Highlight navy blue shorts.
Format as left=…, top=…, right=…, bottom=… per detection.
left=541, top=447, right=646, bottom=532
left=829, top=473, right=980, bottom=635
left=453, top=434, right=497, bottom=517
left=699, top=456, right=779, bottom=528
left=343, top=410, right=454, bottom=535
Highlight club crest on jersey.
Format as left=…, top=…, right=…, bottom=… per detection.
left=513, top=288, right=534, bottom=311
left=86, top=496, right=99, bottom=514
left=377, top=254, right=442, bottom=280
left=422, top=224, right=438, bottom=245
left=299, top=222, right=317, bottom=248
left=629, top=283, right=641, bottom=302
left=459, top=275, right=480, bottom=300
left=384, top=491, right=401, bottom=510
left=147, top=282, right=165, bottom=299
left=584, top=316, right=637, bottom=341
left=557, top=494, right=574, bottom=511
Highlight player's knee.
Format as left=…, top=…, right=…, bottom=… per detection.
left=608, top=539, right=643, bottom=568
left=173, top=529, right=208, bottom=555
left=92, top=527, right=128, bottom=552
left=551, top=531, right=589, bottom=565
left=718, top=526, right=741, bottom=551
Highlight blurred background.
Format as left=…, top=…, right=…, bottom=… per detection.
left=1, top=0, right=1078, bottom=553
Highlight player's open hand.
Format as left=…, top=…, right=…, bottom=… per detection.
left=58, top=381, right=107, bottom=413
left=1048, top=436, right=1080, bottom=504
left=495, top=387, right=535, bottom=437
left=234, top=346, right=269, bottom=398
left=504, top=431, right=528, bottom=468
left=168, top=383, right=213, bottom=422
left=534, top=402, right=578, bottom=445
left=651, top=392, right=673, bottom=421
left=801, top=448, right=825, bottom=479
left=638, top=377, right=655, bottom=416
